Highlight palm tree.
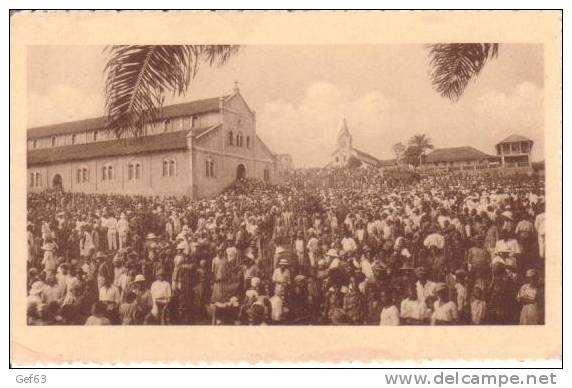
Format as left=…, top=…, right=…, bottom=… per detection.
left=104, top=45, right=239, bottom=138
left=428, top=43, right=499, bottom=101
left=408, top=134, right=434, bottom=166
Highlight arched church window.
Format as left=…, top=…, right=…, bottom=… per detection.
left=135, top=163, right=141, bottom=179
left=229, top=131, right=234, bottom=146
left=163, top=160, right=169, bottom=177
left=163, top=159, right=176, bottom=177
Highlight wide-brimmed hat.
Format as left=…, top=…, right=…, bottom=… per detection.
left=29, top=281, right=44, bottom=296
left=294, top=274, right=306, bottom=283
left=278, top=258, right=289, bottom=266
left=95, top=251, right=107, bottom=260
left=134, top=274, right=146, bottom=283
left=146, top=233, right=157, bottom=240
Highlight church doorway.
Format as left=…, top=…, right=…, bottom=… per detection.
left=236, top=164, right=246, bottom=180
left=52, top=174, right=63, bottom=191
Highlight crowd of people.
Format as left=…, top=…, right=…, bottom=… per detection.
left=26, top=166, right=546, bottom=326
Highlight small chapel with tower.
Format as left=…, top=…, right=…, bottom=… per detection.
left=330, top=118, right=382, bottom=168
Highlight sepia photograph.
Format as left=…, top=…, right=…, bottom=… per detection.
left=10, top=10, right=562, bottom=364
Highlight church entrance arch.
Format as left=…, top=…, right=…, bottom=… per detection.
left=52, top=173, right=63, bottom=191
left=236, top=164, right=246, bottom=180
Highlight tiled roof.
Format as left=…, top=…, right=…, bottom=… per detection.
left=425, top=146, right=498, bottom=163
left=354, top=148, right=381, bottom=164
left=28, top=129, right=198, bottom=166
left=496, top=134, right=532, bottom=144
left=27, top=96, right=226, bottom=139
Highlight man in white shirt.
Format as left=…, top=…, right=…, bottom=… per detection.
left=105, top=214, right=118, bottom=251
left=99, top=277, right=121, bottom=321
left=150, top=270, right=172, bottom=324
left=117, top=213, right=129, bottom=250
left=415, top=267, right=435, bottom=318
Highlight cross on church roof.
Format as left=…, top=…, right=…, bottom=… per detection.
left=233, top=80, right=239, bottom=94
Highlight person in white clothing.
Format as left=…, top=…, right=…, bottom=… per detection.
left=431, top=283, right=458, bottom=325
left=106, top=214, right=118, bottom=251
left=379, top=290, right=399, bottom=326
left=117, top=213, right=129, bottom=250
left=150, top=269, right=172, bottom=324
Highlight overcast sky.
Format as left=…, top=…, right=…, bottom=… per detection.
left=28, top=44, right=544, bottom=167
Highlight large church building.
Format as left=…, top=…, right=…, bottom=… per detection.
left=27, top=85, right=279, bottom=199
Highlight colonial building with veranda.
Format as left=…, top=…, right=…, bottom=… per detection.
left=27, top=84, right=279, bottom=199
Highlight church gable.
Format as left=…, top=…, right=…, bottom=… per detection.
left=224, top=92, right=255, bottom=117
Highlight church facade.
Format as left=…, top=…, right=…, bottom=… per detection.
left=329, top=119, right=384, bottom=168
left=27, top=85, right=279, bottom=199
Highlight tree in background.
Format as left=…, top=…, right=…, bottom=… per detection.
left=427, top=43, right=499, bottom=101
left=406, top=134, right=434, bottom=167
left=104, top=45, right=239, bottom=138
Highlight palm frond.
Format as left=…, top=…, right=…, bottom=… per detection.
left=104, top=45, right=239, bottom=138
left=428, top=43, right=499, bottom=101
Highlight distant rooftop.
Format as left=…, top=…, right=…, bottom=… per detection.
left=27, top=96, right=227, bottom=139
left=425, top=146, right=498, bottom=163
left=496, top=134, right=532, bottom=144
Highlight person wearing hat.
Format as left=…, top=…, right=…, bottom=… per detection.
left=242, top=252, right=260, bottom=290
left=41, top=236, right=58, bottom=277
left=414, top=266, right=435, bottom=315
left=400, top=283, right=426, bottom=325
left=494, top=230, right=521, bottom=269
left=98, top=276, right=121, bottom=324
left=517, top=269, right=541, bottom=325
left=272, top=258, right=291, bottom=297
left=150, top=268, right=172, bottom=324
left=430, top=283, right=457, bottom=325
